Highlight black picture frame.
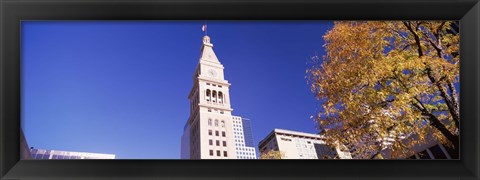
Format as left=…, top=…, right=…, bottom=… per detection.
left=1, top=0, right=479, bottom=179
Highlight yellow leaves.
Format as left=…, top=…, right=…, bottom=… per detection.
left=327, top=101, right=334, bottom=107
left=259, top=150, right=285, bottom=159
left=307, top=21, right=459, bottom=159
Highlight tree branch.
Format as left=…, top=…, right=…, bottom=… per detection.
left=412, top=100, right=459, bottom=150
left=446, top=80, right=460, bottom=128
left=425, top=67, right=460, bottom=128
left=403, top=21, right=423, bottom=57
left=422, top=31, right=443, bottom=58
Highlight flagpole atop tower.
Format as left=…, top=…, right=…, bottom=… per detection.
left=202, top=23, right=207, bottom=36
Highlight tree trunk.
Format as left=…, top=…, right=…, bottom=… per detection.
left=403, top=21, right=460, bottom=151
left=426, top=113, right=460, bottom=150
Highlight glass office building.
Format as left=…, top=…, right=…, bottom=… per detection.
left=241, top=118, right=254, bottom=147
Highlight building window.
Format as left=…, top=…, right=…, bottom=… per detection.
left=212, top=91, right=217, bottom=102
left=215, top=131, right=219, bottom=136
left=209, top=130, right=212, bottom=136
left=206, top=89, right=211, bottom=101
left=208, top=119, right=212, bottom=126
left=209, top=150, right=213, bottom=156
left=418, top=150, right=431, bottom=159
left=208, top=109, right=212, bottom=112
left=223, top=151, right=228, bottom=157
left=223, top=141, right=227, bottom=147
left=209, top=139, right=213, bottom=146
left=218, top=92, right=223, bottom=104
left=214, top=119, right=218, bottom=127
left=221, top=120, right=225, bottom=127
left=217, top=150, right=221, bottom=156
left=222, top=131, right=226, bottom=137
left=429, top=145, right=448, bottom=159
left=442, top=144, right=459, bottom=159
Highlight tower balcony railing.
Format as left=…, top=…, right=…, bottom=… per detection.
left=205, top=100, right=225, bottom=106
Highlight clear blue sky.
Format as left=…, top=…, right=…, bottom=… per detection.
left=21, top=21, right=333, bottom=159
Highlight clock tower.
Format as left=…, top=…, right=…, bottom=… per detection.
left=181, top=35, right=236, bottom=159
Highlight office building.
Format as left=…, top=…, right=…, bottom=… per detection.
left=180, top=35, right=256, bottom=159
left=406, top=143, right=458, bottom=159
left=232, top=116, right=256, bottom=159
left=371, top=133, right=459, bottom=159
left=30, top=148, right=115, bottom=159
left=258, top=129, right=352, bottom=159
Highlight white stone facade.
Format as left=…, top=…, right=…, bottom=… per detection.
left=181, top=36, right=255, bottom=159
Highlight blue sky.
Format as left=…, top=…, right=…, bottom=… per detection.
left=21, top=21, right=333, bottom=159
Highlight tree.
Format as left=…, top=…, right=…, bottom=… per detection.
left=307, top=21, right=459, bottom=158
left=259, top=150, right=285, bottom=159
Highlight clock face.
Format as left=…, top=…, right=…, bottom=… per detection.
left=208, top=69, right=217, bottom=77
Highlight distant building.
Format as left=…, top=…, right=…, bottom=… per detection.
left=30, top=148, right=115, bottom=159
left=371, top=133, right=459, bottom=159
left=258, top=129, right=352, bottom=159
left=406, top=143, right=458, bottom=159
left=180, top=35, right=256, bottom=159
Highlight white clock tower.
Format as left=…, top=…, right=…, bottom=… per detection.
left=181, top=35, right=237, bottom=159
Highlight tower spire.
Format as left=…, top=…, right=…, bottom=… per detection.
left=200, top=35, right=219, bottom=64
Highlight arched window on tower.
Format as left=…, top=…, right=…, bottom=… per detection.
left=208, top=119, right=212, bottom=126
left=206, top=89, right=211, bottom=102
left=218, top=92, right=223, bottom=104
left=212, top=90, right=217, bottom=103
left=221, top=120, right=225, bottom=127
left=215, top=119, right=219, bottom=127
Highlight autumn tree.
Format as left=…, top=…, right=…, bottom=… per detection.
left=259, top=150, right=285, bottom=159
left=307, top=21, right=459, bottom=159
